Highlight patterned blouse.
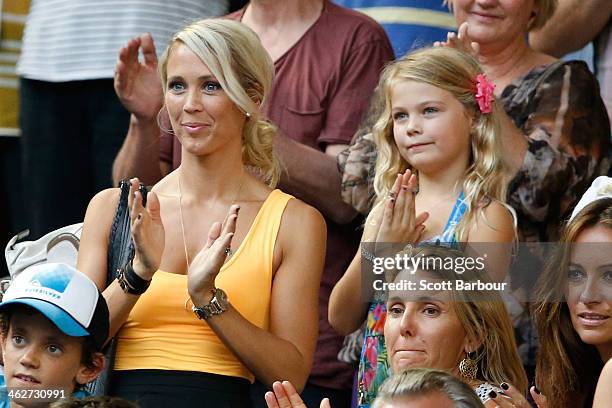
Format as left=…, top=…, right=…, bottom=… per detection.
left=502, top=60, right=610, bottom=242
left=339, top=60, right=611, bottom=242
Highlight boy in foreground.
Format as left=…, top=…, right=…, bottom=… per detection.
left=0, top=263, right=109, bottom=407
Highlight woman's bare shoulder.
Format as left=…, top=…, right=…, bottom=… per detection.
left=281, top=196, right=326, bottom=233
left=81, top=187, right=125, bottom=242
left=594, top=358, right=612, bottom=408
left=87, top=187, right=122, bottom=217
left=78, top=188, right=123, bottom=283
left=275, top=194, right=326, bottom=254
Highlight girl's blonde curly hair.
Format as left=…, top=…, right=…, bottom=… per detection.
left=372, top=46, right=510, bottom=241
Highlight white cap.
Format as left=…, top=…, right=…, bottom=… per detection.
left=570, top=176, right=612, bottom=221
left=0, top=263, right=109, bottom=348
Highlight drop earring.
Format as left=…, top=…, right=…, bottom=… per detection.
left=459, top=351, right=478, bottom=380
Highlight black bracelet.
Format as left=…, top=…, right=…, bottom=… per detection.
left=117, top=261, right=151, bottom=295
left=126, top=261, right=151, bottom=293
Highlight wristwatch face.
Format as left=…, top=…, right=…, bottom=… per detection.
left=214, top=288, right=229, bottom=309
left=192, top=288, right=229, bottom=319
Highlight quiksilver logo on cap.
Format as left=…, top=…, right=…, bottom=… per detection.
left=29, top=268, right=72, bottom=294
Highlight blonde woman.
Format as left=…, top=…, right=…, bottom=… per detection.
left=329, top=46, right=515, bottom=406
left=383, top=245, right=527, bottom=407
left=77, top=19, right=326, bottom=407
left=268, top=246, right=527, bottom=407
left=533, top=177, right=612, bottom=408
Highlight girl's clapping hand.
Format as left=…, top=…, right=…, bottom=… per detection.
left=376, top=169, right=429, bottom=245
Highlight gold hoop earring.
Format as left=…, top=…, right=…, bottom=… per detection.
left=459, top=351, right=478, bottom=380
left=157, top=107, right=175, bottom=135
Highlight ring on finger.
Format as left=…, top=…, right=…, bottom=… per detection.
left=224, top=247, right=233, bottom=256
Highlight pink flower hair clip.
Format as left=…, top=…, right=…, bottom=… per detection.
left=475, top=74, right=495, bottom=114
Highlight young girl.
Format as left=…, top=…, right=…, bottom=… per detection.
left=329, top=46, right=515, bottom=407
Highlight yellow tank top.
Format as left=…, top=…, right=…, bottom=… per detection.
left=114, top=189, right=292, bottom=382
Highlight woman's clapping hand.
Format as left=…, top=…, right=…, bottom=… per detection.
left=129, top=178, right=164, bottom=281
left=187, top=205, right=239, bottom=306
left=435, top=22, right=481, bottom=59
left=264, top=381, right=331, bottom=408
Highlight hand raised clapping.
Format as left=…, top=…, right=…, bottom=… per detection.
left=114, top=33, right=163, bottom=121
left=375, top=169, right=429, bottom=245
left=129, top=178, right=164, bottom=281
left=434, top=22, right=481, bottom=59
left=187, top=205, right=240, bottom=307
left=264, top=381, right=331, bottom=408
